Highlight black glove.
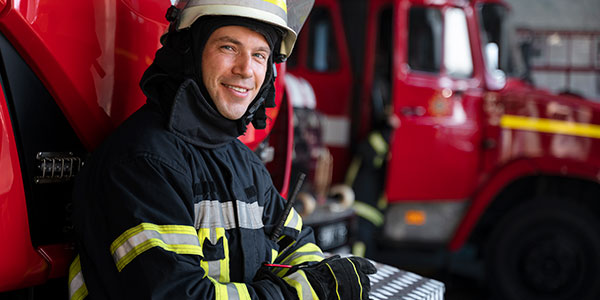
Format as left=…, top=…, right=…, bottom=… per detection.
left=292, top=255, right=377, bottom=300
left=253, top=263, right=299, bottom=300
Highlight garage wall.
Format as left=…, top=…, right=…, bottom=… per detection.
left=504, top=0, right=600, bottom=101
left=504, top=0, right=600, bottom=30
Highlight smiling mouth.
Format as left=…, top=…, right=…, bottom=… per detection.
left=224, top=84, right=250, bottom=93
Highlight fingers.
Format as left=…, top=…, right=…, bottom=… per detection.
left=349, top=257, right=377, bottom=274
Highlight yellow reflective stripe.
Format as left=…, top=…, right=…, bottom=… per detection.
left=262, top=0, right=286, bottom=12
left=345, top=157, right=362, bottom=186
left=276, top=243, right=324, bottom=276
left=352, top=241, right=366, bottom=257
left=198, top=228, right=209, bottom=276
left=207, top=277, right=228, bottom=300
left=207, top=277, right=250, bottom=300
left=110, top=223, right=202, bottom=272
left=198, top=227, right=230, bottom=282
left=377, top=194, right=388, bottom=210
left=278, top=242, right=323, bottom=263
left=271, top=249, right=278, bottom=263
left=368, top=132, right=388, bottom=155
left=233, top=282, right=251, bottom=300
left=500, top=115, right=600, bottom=139
left=347, top=258, right=364, bottom=300
left=284, top=208, right=303, bottom=231
left=68, top=255, right=88, bottom=300
left=353, top=201, right=384, bottom=227
left=111, top=223, right=198, bottom=252
left=283, top=270, right=319, bottom=300
left=221, top=228, right=230, bottom=283
left=325, top=263, right=341, bottom=300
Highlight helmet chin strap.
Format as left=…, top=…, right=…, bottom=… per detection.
left=238, top=62, right=277, bottom=132
left=243, top=94, right=267, bottom=125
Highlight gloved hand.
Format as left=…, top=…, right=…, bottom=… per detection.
left=253, top=263, right=300, bottom=300
left=292, top=255, right=377, bottom=300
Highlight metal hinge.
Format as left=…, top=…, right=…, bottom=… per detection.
left=35, top=152, right=83, bottom=184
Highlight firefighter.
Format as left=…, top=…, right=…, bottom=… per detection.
left=347, top=75, right=399, bottom=258
left=68, top=1, right=375, bottom=299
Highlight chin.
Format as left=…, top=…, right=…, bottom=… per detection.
left=222, top=111, right=246, bottom=121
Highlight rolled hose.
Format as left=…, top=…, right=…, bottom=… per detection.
left=328, top=184, right=355, bottom=212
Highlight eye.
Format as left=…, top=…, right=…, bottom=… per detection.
left=220, top=45, right=235, bottom=52
left=253, top=52, right=267, bottom=61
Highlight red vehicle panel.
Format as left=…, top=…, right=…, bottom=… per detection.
left=0, top=0, right=284, bottom=151
left=0, top=82, right=48, bottom=291
left=0, top=0, right=292, bottom=292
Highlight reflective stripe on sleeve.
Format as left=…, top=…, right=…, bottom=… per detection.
left=283, top=270, right=319, bottom=300
left=283, top=208, right=303, bottom=232
left=353, top=201, right=384, bottom=227
left=271, top=249, right=278, bottom=264
left=207, top=276, right=251, bottom=300
left=68, top=255, right=88, bottom=300
left=110, top=223, right=202, bottom=272
left=344, top=156, right=362, bottom=186
left=276, top=243, right=324, bottom=276
left=368, top=132, right=388, bottom=155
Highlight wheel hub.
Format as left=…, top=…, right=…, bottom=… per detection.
left=521, top=235, right=581, bottom=293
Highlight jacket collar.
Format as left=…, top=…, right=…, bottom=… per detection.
left=141, top=71, right=245, bottom=148
left=167, top=79, right=244, bottom=148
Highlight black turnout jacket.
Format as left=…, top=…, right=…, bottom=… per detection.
left=69, top=75, right=323, bottom=300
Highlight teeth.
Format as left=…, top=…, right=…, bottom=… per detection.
left=225, top=84, right=248, bottom=93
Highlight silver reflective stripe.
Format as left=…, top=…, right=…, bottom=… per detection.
left=284, top=209, right=299, bottom=229
left=226, top=283, right=240, bottom=299
left=194, top=200, right=232, bottom=229
left=237, top=201, right=264, bottom=230
left=286, top=271, right=313, bottom=299
left=209, top=228, right=217, bottom=244
left=112, top=230, right=200, bottom=263
left=69, top=271, right=85, bottom=299
left=208, top=260, right=221, bottom=279
left=187, top=0, right=287, bottom=20
left=194, top=200, right=264, bottom=230
left=280, top=251, right=324, bottom=265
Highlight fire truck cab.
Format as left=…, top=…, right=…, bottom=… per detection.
left=289, top=0, right=600, bottom=298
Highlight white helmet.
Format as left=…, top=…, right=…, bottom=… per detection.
left=165, top=0, right=314, bottom=60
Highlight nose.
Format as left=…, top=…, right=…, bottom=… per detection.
left=232, top=52, right=253, bottom=79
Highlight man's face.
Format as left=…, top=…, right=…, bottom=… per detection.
left=202, top=25, right=270, bottom=120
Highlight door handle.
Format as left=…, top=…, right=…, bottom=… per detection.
left=401, top=106, right=426, bottom=117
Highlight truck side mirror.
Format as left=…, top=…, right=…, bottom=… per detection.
left=485, top=42, right=506, bottom=89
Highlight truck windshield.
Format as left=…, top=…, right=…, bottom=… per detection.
left=477, top=3, right=524, bottom=79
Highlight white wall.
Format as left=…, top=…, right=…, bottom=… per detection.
left=504, top=0, right=600, bottom=30
left=504, top=0, right=600, bottom=101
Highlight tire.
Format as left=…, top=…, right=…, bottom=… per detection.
left=484, top=200, right=600, bottom=300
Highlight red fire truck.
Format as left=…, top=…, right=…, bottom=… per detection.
left=0, top=0, right=293, bottom=296
left=289, top=0, right=600, bottom=298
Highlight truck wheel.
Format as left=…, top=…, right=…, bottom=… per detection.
left=484, top=200, right=600, bottom=300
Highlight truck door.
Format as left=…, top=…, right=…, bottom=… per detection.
left=382, top=1, right=484, bottom=202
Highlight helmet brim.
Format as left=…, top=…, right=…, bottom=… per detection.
left=178, top=5, right=297, bottom=57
